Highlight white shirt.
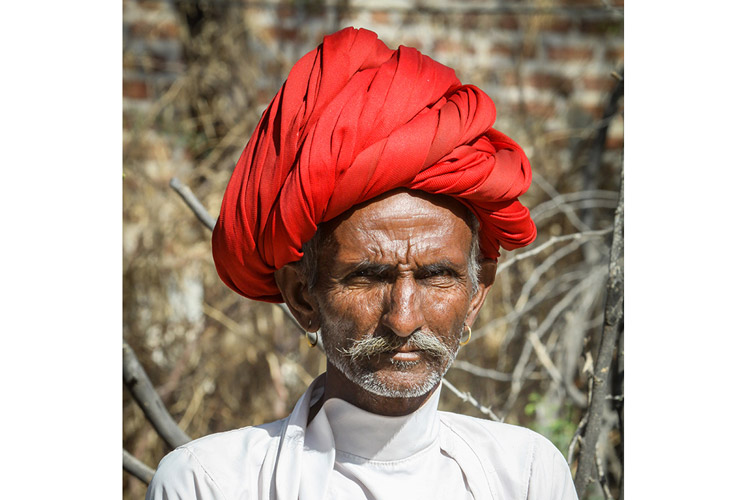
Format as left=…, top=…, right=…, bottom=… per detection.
left=146, top=375, right=578, bottom=499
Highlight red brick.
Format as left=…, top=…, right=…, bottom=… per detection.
left=127, top=21, right=151, bottom=38
left=434, top=39, right=466, bottom=54
left=525, top=72, right=573, bottom=96
left=271, top=26, right=298, bottom=41
left=502, top=72, right=519, bottom=86
left=461, top=12, right=479, bottom=30
left=606, top=46, right=624, bottom=61
left=491, top=42, right=515, bottom=57
left=580, top=103, right=605, bottom=118
left=580, top=18, right=622, bottom=35
left=546, top=44, right=594, bottom=61
left=127, top=20, right=179, bottom=40
left=524, top=100, right=556, bottom=118
left=145, top=53, right=171, bottom=73
left=371, top=10, right=390, bottom=24
left=542, top=16, right=574, bottom=33
left=403, top=10, right=420, bottom=25
left=520, top=41, right=538, bottom=59
left=123, top=80, right=149, bottom=99
left=497, top=14, right=519, bottom=31
left=155, top=21, right=180, bottom=39
left=137, top=0, right=161, bottom=10
left=558, top=0, right=598, bottom=5
left=606, top=135, right=624, bottom=149
left=500, top=101, right=522, bottom=114
left=276, top=4, right=294, bottom=19
left=582, top=75, right=618, bottom=91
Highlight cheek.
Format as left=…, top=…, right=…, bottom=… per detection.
left=320, top=286, right=386, bottom=332
left=421, top=289, right=472, bottom=334
left=421, top=286, right=472, bottom=315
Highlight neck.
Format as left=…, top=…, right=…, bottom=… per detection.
left=307, top=363, right=439, bottom=424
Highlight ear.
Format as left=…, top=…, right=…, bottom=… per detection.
left=274, top=263, right=321, bottom=332
left=464, top=259, right=497, bottom=328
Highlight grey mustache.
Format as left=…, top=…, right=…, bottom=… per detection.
left=340, top=331, right=452, bottom=360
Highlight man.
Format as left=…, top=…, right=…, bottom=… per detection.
left=147, top=27, right=577, bottom=499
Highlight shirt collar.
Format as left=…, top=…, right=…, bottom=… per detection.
left=312, top=380, right=443, bottom=461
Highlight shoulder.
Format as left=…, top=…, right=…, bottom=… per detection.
left=146, top=418, right=288, bottom=500
left=439, top=410, right=552, bottom=457
left=439, top=412, right=578, bottom=500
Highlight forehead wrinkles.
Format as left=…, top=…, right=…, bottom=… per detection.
left=343, top=213, right=469, bottom=266
left=317, top=190, right=474, bottom=268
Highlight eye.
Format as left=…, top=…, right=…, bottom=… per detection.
left=416, top=265, right=459, bottom=283
left=344, top=265, right=391, bottom=284
left=426, top=268, right=450, bottom=277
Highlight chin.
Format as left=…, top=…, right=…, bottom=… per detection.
left=334, top=357, right=449, bottom=399
left=357, top=371, right=442, bottom=398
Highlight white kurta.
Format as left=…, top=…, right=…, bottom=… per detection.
left=146, top=375, right=578, bottom=499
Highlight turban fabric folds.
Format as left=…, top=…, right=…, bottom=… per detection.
left=212, top=27, right=536, bottom=302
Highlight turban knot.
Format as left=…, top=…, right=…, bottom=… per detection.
left=212, top=27, right=536, bottom=302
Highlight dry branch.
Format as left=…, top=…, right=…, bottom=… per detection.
left=496, top=228, right=612, bottom=275
left=169, top=177, right=217, bottom=230
left=442, top=378, right=501, bottom=422
left=169, top=178, right=312, bottom=341
left=475, top=267, right=591, bottom=343
left=532, top=173, right=595, bottom=234
left=123, top=449, right=155, bottom=485
left=123, top=341, right=192, bottom=449
left=573, top=167, right=624, bottom=497
left=452, top=360, right=517, bottom=382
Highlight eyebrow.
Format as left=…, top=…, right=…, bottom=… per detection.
left=346, top=260, right=393, bottom=276
left=343, top=259, right=464, bottom=276
left=416, top=260, right=463, bottom=275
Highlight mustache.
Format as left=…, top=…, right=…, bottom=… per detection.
left=339, top=331, right=453, bottom=361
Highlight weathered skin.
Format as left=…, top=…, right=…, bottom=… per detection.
left=275, top=190, right=497, bottom=418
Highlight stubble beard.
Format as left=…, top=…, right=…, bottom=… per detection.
left=320, top=314, right=460, bottom=398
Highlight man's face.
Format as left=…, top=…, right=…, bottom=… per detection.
left=311, top=190, right=481, bottom=399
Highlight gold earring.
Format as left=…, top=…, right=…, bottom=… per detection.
left=459, top=325, right=471, bottom=346
left=307, top=331, right=318, bottom=347
left=307, top=320, right=318, bottom=347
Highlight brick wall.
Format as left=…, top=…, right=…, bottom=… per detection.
left=124, top=0, right=624, bottom=166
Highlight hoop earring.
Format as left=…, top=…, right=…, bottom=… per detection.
left=459, top=325, right=472, bottom=346
left=307, top=330, right=318, bottom=347
left=306, top=320, right=318, bottom=348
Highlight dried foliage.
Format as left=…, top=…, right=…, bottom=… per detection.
left=123, top=2, right=623, bottom=499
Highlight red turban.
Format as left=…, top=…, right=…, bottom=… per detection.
left=212, top=27, right=536, bottom=302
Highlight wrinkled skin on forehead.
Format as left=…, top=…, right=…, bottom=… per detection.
left=275, top=190, right=496, bottom=417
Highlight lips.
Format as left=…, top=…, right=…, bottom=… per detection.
left=390, top=347, right=423, bottom=362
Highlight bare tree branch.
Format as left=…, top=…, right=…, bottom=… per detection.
left=169, top=178, right=313, bottom=343
left=169, top=177, right=217, bottom=230
left=574, top=167, right=624, bottom=497
left=500, top=336, right=535, bottom=419
left=123, top=341, right=192, bottom=449
left=451, top=359, right=539, bottom=382
left=531, top=173, right=596, bottom=234
left=596, top=444, right=615, bottom=500
left=568, top=413, right=587, bottom=465
left=474, top=267, right=590, bottom=341
left=496, top=228, right=612, bottom=275
left=123, top=449, right=155, bottom=485
left=531, top=189, right=618, bottom=220
left=441, top=378, right=502, bottom=422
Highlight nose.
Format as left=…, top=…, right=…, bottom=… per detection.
left=381, top=275, right=425, bottom=337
